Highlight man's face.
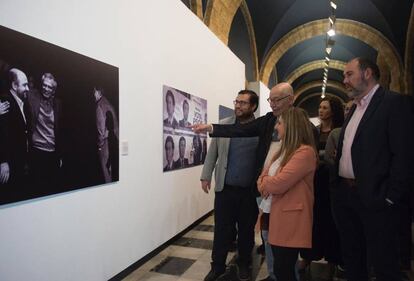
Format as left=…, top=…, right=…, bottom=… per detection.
left=166, top=95, right=174, bottom=117
left=179, top=139, right=186, bottom=158
left=166, top=140, right=174, bottom=163
left=343, top=60, right=368, bottom=99
left=41, top=78, right=56, bottom=99
left=13, top=73, right=29, bottom=100
left=268, top=89, right=293, bottom=117
left=183, top=102, right=189, bottom=120
left=234, top=94, right=255, bottom=118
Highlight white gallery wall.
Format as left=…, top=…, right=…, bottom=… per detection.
left=0, top=1, right=245, bottom=281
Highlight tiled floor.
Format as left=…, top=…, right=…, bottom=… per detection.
left=122, top=214, right=414, bottom=281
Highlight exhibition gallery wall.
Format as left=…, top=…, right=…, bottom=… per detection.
left=0, top=1, right=245, bottom=281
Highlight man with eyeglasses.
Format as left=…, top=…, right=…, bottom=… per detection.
left=194, top=82, right=297, bottom=281
left=200, top=89, right=259, bottom=281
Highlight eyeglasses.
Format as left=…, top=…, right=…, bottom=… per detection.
left=233, top=100, right=250, bottom=106
left=267, top=95, right=291, bottom=104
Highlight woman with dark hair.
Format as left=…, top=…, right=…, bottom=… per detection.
left=299, top=96, right=345, bottom=280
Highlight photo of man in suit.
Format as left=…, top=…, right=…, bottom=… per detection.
left=179, top=99, right=191, bottom=128
left=173, top=136, right=189, bottom=169
left=27, top=72, right=63, bottom=192
left=163, top=90, right=178, bottom=129
left=163, top=135, right=175, bottom=172
left=332, top=57, right=414, bottom=281
left=0, top=68, right=31, bottom=204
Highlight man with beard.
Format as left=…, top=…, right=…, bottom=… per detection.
left=27, top=73, right=63, bottom=193
left=332, top=57, right=413, bottom=281
left=0, top=68, right=31, bottom=204
left=173, top=136, right=189, bottom=169
left=200, top=90, right=259, bottom=281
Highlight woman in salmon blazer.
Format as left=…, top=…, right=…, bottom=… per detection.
left=258, top=107, right=318, bottom=281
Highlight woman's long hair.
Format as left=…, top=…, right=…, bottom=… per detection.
left=272, top=107, right=317, bottom=167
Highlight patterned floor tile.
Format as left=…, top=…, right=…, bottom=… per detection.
left=173, top=237, right=213, bottom=250
left=151, top=256, right=196, bottom=276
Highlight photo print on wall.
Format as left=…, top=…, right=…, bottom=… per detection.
left=163, top=85, right=207, bottom=172
left=0, top=25, right=119, bottom=206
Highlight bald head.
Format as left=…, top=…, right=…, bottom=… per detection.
left=9, top=68, right=29, bottom=100
left=268, top=82, right=294, bottom=117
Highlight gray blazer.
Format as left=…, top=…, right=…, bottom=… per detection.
left=200, top=116, right=234, bottom=192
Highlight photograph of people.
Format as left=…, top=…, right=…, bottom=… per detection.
left=94, top=86, right=119, bottom=183
left=27, top=72, right=63, bottom=192
left=164, top=135, right=175, bottom=171
left=163, top=90, right=178, bottom=129
left=0, top=68, right=31, bottom=203
left=178, top=99, right=191, bottom=128
left=257, top=107, right=318, bottom=281
left=191, top=134, right=203, bottom=165
left=173, top=136, right=189, bottom=169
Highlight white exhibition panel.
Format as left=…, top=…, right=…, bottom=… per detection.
left=0, top=1, right=245, bottom=281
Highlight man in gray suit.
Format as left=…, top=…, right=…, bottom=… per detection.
left=200, top=90, right=259, bottom=281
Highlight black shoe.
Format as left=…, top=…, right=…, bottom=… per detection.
left=204, top=268, right=226, bottom=281
left=236, top=264, right=250, bottom=281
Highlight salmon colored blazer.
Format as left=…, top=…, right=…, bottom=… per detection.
left=258, top=145, right=317, bottom=248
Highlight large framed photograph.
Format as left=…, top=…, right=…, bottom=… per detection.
left=162, top=85, right=207, bottom=172
left=0, top=25, right=119, bottom=205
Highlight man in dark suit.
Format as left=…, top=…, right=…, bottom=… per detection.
left=163, top=90, right=178, bottom=129
left=173, top=136, right=189, bottom=169
left=27, top=72, right=63, bottom=193
left=332, top=57, right=414, bottom=281
left=179, top=99, right=191, bottom=128
left=0, top=68, right=31, bottom=205
left=163, top=135, right=175, bottom=171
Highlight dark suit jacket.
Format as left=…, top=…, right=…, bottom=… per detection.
left=335, top=87, right=414, bottom=209
left=173, top=158, right=189, bottom=169
left=164, top=117, right=178, bottom=129
left=211, top=112, right=277, bottom=195
left=0, top=91, right=30, bottom=182
left=27, top=89, right=63, bottom=155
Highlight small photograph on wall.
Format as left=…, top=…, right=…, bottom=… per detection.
left=0, top=25, right=119, bottom=206
left=163, top=85, right=207, bottom=172
left=219, top=105, right=234, bottom=120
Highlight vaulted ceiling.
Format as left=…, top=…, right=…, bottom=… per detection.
left=181, top=0, right=414, bottom=116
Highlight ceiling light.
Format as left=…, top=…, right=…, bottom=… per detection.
left=330, top=1, right=337, bottom=9
left=326, top=46, right=332, bottom=54
left=327, top=28, right=336, bottom=37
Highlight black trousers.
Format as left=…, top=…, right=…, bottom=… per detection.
left=30, top=147, right=60, bottom=194
left=271, top=245, right=299, bottom=281
left=212, top=185, right=258, bottom=271
left=331, top=179, right=402, bottom=281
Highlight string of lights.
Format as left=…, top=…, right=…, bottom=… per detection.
left=321, top=0, right=337, bottom=98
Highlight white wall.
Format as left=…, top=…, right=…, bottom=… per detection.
left=0, top=1, right=245, bottom=280
left=247, top=81, right=271, bottom=116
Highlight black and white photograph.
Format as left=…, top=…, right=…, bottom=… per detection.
left=162, top=85, right=207, bottom=172
left=0, top=25, right=119, bottom=205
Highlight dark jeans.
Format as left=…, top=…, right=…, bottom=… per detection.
left=331, top=179, right=402, bottom=281
left=30, top=147, right=60, bottom=194
left=212, top=185, right=258, bottom=271
left=271, top=245, right=299, bottom=281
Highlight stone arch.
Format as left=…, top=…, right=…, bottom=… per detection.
left=204, top=0, right=242, bottom=45
left=285, top=60, right=346, bottom=84
left=294, top=81, right=347, bottom=102
left=260, top=19, right=403, bottom=92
